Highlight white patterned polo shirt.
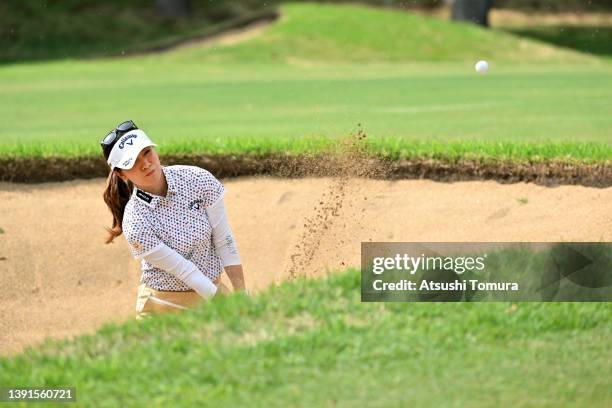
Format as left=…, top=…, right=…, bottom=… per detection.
left=122, top=165, right=225, bottom=291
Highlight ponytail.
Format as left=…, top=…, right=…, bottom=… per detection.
left=102, top=170, right=134, bottom=244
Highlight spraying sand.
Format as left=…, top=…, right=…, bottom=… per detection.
left=0, top=177, right=610, bottom=355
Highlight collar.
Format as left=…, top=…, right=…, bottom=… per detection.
left=163, top=166, right=178, bottom=195
left=132, top=166, right=177, bottom=208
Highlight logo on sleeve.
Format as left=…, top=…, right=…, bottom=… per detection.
left=136, top=189, right=153, bottom=204
left=132, top=241, right=143, bottom=251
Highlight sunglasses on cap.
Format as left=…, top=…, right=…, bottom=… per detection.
left=100, top=120, right=138, bottom=160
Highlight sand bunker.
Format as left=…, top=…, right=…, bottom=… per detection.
left=1, top=177, right=611, bottom=355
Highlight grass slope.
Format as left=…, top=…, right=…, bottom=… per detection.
left=1, top=269, right=611, bottom=406
left=181, top=3, right=589, bottom=63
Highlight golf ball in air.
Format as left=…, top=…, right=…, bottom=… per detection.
left=475, top=60, right=489, bottom=74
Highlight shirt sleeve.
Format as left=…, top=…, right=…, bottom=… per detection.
left=122, top=212, right=164, bottom=260
left=191, top=166, right=225, bottom=208
left=205, top=197, right=241, bottom=266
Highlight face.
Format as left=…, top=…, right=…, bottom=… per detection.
left=115, top=146, right=162, bottom=189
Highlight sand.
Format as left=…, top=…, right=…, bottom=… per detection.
left=0, top=177, right=610, bottom=355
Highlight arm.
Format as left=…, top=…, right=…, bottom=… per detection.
left=142, top=242, right=218, bottom=300
left=206, top=197, right=247, bottom=292
left=124, top=205, right=218, bottom=299
left=225, top=264, right=246, bottom=292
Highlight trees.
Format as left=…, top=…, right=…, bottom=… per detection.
left=450, top=0, right=493, bottom=27
left=155, top=0, right=192, bottom=18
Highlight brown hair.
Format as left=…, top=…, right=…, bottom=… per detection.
left=102, top=169, right=134, bottom=244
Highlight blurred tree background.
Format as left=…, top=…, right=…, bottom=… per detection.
left=1, top=0, right=611, bottom=63
left=0, top=0, right=274, bottom=63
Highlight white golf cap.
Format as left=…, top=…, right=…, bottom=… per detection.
left=107, top=129, right=157, bottom=170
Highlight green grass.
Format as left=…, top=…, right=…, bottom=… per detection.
left=0, top=61, right=611, bottom=162
left=0, top=3, right=611, bottom=163
left=181, top=3, right=589, bottom=63
left=1, top=269, right=611, bottom=406
left=0, top=2, right=592, bottom=65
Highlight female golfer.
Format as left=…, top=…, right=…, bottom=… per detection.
left=101, top=120, right=247, bottom=319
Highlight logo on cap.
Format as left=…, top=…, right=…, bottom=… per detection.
left=122, top=158, right=133, bottom=167
left=118, top=134, right=138, bottom=149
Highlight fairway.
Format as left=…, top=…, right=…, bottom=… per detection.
left=0, top=3, right=610, bottom=163
left=1, top=61, right=611, bottom=158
